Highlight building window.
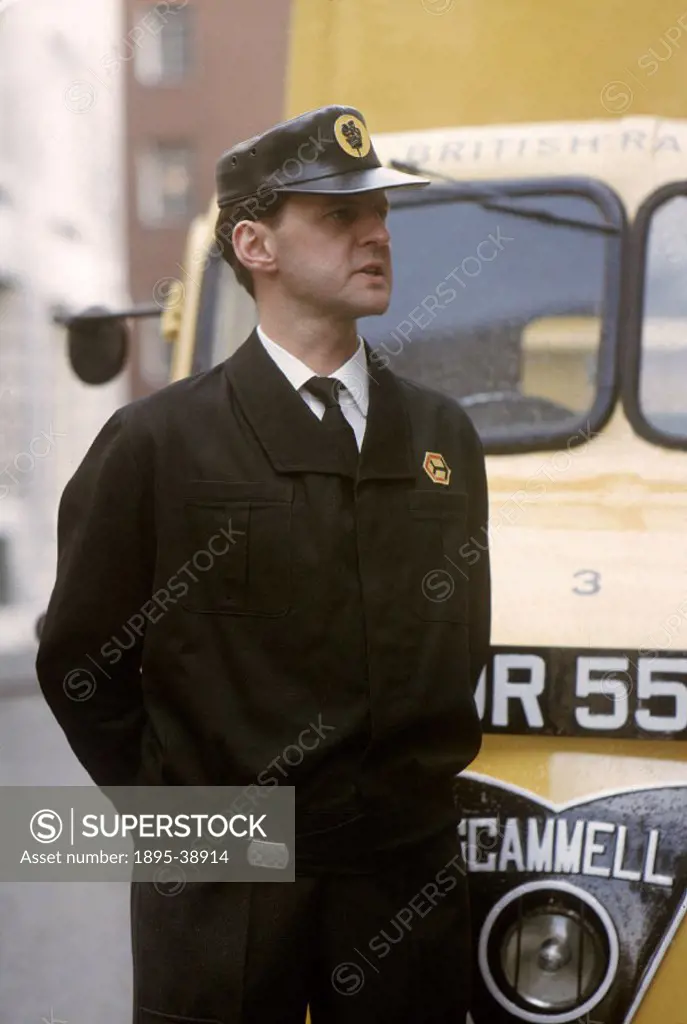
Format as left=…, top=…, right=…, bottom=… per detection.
left=134, top=2, right=192, bottom=85
left=136, top=142, right=193, bottom=225
left=0, top=536, right=11, bottom=606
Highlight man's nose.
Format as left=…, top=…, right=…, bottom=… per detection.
left=362, top=211, right=391, bottom=247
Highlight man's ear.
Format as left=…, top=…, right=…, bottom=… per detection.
left=232, top=220, right=277, bottom=275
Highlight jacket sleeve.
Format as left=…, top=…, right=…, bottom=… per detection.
left=464, top=416, right=491, bottom=692
left=35, top=406, right=155, bottom=787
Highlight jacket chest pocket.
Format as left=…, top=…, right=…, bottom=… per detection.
left=182, top=480, right=293, bottom=616
left=409, top=490, right=469, bottom=623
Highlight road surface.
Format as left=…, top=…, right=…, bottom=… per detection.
left=0, top=674, right=132, bottom=1024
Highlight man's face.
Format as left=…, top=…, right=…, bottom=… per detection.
left=266, top=190, right=392, bottom=319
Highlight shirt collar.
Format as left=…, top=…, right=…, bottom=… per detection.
left=256, top=324, right=369, bottom=418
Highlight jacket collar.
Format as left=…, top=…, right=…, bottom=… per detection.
left=256, top=326, right=370, bottom=420
left=224, top=329, right=415, bottom=482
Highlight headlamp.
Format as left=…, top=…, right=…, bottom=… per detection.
left=479, top=881, right=619, bottom=1022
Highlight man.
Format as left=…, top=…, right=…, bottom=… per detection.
left=37, top=105, right=491, bottom=1023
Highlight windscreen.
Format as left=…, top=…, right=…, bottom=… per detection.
left=359, top=187, right=620, bottom=447
left=638, top=193, right=687, bottom=442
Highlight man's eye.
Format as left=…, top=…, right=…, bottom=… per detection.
left=330, top=208, right=354, bottom=222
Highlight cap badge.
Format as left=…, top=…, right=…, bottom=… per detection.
left=422, top=451, right=451, bottom=485
left=334, top=114, right=371, bottom=159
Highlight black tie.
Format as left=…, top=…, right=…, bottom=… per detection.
left=302, top=375, right=360, bottom=475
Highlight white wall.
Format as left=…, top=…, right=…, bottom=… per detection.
left=0, top=0, right=129, bottom=660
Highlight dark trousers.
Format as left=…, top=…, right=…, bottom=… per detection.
left=132, top=826, right=471, bottom=1024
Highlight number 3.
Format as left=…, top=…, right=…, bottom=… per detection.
left=573, top=569, right=601, bottom=595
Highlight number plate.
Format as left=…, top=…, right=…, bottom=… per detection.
left=475, top=646, right=687, bottom=739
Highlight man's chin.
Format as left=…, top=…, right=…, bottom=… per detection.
left=351, top=295, right=391, bottom=319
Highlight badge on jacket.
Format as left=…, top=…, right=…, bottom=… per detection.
left=423, top=451, right=451, bottom=485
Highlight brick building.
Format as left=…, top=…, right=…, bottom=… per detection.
left=122, top=0, right=291, bottom=397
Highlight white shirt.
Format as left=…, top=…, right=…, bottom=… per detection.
left=256, top=325, right=369, bottom=451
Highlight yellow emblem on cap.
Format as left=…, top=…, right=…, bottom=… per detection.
left=423, top=451, right=451, bottom=485
left=334, top=114, right=371, bottom=159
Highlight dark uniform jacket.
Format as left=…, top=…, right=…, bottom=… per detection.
left=36, top=329, right=490, bottom=862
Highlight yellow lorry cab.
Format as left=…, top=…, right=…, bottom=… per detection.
left=72, top=114, right=687, bottom=1023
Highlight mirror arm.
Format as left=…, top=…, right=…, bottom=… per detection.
left=52, top=304, right=163, bottom=328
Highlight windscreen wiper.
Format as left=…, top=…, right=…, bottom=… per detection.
left=389, top=160, right=620, bottom=234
